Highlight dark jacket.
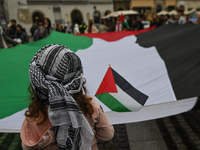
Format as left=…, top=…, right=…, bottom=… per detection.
left=30, top=25, right=38, bottom=37
left=41, top=26, right=54, bottom=38
left=33, top=28, right=43, bottom=41
left=16, top=30, right=29, bottom=44
left=55, top=28, right=65, bottom=33
left=8, top=25, right=17, bottom=39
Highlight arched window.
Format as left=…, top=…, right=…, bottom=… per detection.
left=156, top=5, right=162, bottom=13
left=117, top=8, right=124, bottom=11
left=32, top=12, right=44, bottom=24
left=167, top=6, right=175, bottom=11
left=105, top=10, right=111, bottom=16
left=71, top=9, right=83, bottom=25
left=93, top=10, right=101, bottom=23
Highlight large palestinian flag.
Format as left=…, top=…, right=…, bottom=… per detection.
left=0, top=23, right=200, bottom=132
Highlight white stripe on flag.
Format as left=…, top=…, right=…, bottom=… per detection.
left=106, top=97, right=197, bottom=125
left=77, top=36, right=176, bottom=106
left=0, top=97, right=197, bottom=132
left=110, top=85, right=142, bottom=111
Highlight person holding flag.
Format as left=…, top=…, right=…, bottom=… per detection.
left=120, top=13, right=130, bottom=30
left=115, top=16, right=122, bottom=31
left=115, top=14, right=130, bottom=31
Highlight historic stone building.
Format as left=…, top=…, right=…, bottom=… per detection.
left=130, top=0, right=200, bottom=14
left=113, top=0, right=130, bottom=11
left=130, top=0, right=177, bottom=14
left=1, top=0, right=199, bottom=35
left=0, top=0, right=113, bottom=35
left=177, top=0, right=200, bottom=12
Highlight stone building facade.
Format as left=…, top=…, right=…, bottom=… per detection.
left=130, top=0, right=177, bottom=14
left=1, top=0, right=113, bottom=35
left=130, top=0, right=200, bottom=14
left=1, top=0, right=200, bottom=35
left=113, top=0, right=130, bottom=11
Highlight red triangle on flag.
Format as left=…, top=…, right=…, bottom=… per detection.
left=120, top=13, right=125, bottom=22
left=95, top=67, right=118, bottom=95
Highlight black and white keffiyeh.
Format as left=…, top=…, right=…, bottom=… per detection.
left=29, top=44, right=94, bottom=150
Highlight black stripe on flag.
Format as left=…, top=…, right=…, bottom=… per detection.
left=111, top=68, right=148, bottom=106
left=136, top=23, right=200, bottom=100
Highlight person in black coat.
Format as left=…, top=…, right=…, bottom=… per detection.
left=0, top=25, right=18, bottom=49
left=30, top=22, right=38, bottom=37
left=156, top=15, right=164, bottom=27
left=41, top=18, right=54, bottom=38
left=8, top=19, right=17, bottom=39
left=55, top=23, right=65, bottom=33
left=15, top=24, right=29, bottom=44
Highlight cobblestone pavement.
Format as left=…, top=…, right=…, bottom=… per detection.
left=156, top=109, right=200, bottom=150
left=0, top=133, right=22, bottom=150
left=97, top=124, right=130, bottom=150
left=0, top=109, right=200, bottom=150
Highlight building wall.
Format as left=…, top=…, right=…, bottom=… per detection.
left=131, top=0, right=154, bottom=8
left=165, top=0, right=176, bottom=8
left=114, top=2, right=128, bottom=11
left=177, top=0, right=200, bottom=11
left=60, top=4, right=113, bottom=23
left=6, top=0, right=32, bottom=34
left=155, top=0, right=165, bottom=13
left=5, top=0, right=113, bottom=36
left=113, top=0, right=130, bottom=11
left=29, top=4, right=113, bottom=24
left=29, top=5, right=54, bottom=23
left=130, top=0, right=154, bottom=14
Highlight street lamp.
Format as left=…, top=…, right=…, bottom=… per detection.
left=93, top=6, right=100, bottom=23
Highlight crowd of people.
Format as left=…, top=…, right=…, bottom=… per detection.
left=33, top=9, right=200, bottom=35
left=150, top=9, right=200, bottom=27
left=0, top=17, right=101, bottom=49
left=0, top=8, right=200, bottom=49
left=0, top=19, right=29, bottom=48
left=30, top=18, right=100, bottom=36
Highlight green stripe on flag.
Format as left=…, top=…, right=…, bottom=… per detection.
left=0, top=97, right=29, bottom=119
left=122, top=21, right=130, bottom=29
left=96, top=93, right=131, bottom=112
left=0, top=31, right=93, bottom=119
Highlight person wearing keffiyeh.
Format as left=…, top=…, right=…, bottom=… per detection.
left=20, top=44, right=114, bottom=150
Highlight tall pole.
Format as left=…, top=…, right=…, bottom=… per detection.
left=126, top=0, right=131, bottom=10
left=0, top=0, right=8, bottom=25
left=180, top=0, right=184, bottom=6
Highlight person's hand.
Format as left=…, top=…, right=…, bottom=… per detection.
left=18, top=42, right=22, bottom=44
left=8, top=44, right=13, bottom=48
left=190, top=20, right=196, bottom=24
left=44, top=24, right=48, bottom=28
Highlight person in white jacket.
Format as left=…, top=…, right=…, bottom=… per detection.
left=85, top=20, right=98, bottom=33
left=74, top=23, right=80, bottom=34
